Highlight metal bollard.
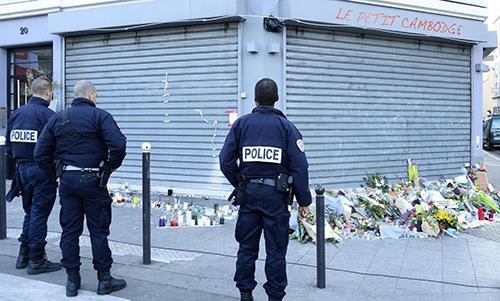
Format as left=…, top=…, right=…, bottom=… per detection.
left=0, top=136, right=6, bottom=240
left=142, top=142, right=151, bottom=265
left=315, top=185, right=326, bottom=288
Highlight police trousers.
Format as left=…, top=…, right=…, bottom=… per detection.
left=234, top=182, right=290, bottom=300
left=17, top=162, right=57, bottom=251
left=59, top=171, right=113, bottom=272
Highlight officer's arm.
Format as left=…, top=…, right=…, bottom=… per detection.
left=41, top=109, right=56, bottom=125
left=34, top=117, right=57, bottom=177
left=5, top=118, right=12, bottom=158
left=287, top=125, right=312, bottom=207
left=100, top=112, right=127, bottom=170
left=219, top=120, right=240, bottom=187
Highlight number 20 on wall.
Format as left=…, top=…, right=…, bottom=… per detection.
left=20, top=27, right=28, bottom=35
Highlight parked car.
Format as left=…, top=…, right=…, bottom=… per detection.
left=483, top=115, right=500, bottom=150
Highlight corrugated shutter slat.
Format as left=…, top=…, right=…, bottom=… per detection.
left=65, top=23, right=238, bottom=192
left=286, top=27, right=471, bottom=188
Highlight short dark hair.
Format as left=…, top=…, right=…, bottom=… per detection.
left=255, top=78, right=278, bottom=105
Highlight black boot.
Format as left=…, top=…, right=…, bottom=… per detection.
left=66, top=269, right=81, bottom=297
left=240, top=290, right=254, bottom=301
left=268, top=297, right=282, bottom=301
left=27, top=249, right=62, bottom=275
left=15, top=245, right=29, bottom=269
left=97, top=269, right=126, bottom=295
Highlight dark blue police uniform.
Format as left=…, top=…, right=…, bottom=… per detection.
left=34, top=97, right=126, bottom=274
left=219, top=106, right=312, bottom=300
left=5, top=96, right=57, bottom=267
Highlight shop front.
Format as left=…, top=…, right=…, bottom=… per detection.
left=63, top=23, right=240, bottom=191
left=285, top=27, right=472, bottom=186
left=0, top=0, right=497, bottom=192
left=280, top=0, right=496, bottom=187
left=0, top=15, right=62, bottom=178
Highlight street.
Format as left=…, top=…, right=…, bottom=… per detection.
left=483, top=148, right=500, bottom=189
left=1, top=150, right=500, bottom=300
left=465, top=149, right=500, bottom=243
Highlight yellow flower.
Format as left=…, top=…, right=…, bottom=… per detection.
left=433, top=210, right=453, bottom=224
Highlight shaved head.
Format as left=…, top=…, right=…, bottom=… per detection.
left=31, top=77, right=52, bottom=95
left=74, top=80, right=96, bottom=102
left=30, top=77, right=53, bottom=101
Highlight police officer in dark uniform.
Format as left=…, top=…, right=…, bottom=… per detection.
left=219, top=78, right=312, bottom=301
left=34, top=80, right=127, bottom=297
left=5, top=77, right=61, bottom=274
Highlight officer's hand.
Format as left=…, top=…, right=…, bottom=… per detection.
left=299, top=206, right=311, bottom=218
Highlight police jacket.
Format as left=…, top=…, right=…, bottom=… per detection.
left=219, top=106, right=312, bottom=207
left=34, top=98, right=127, bottom=176
left=6, top=97, right=55, bottom=162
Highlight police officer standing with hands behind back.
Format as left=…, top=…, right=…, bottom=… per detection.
left=5, top=77, right=61, bottom=275
left=35, top=80, right=127, bottom=297
left=220, top=78, right=312, bottom=301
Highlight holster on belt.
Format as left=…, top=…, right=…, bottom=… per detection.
left=98, top=161, right=113, bottom=188
left=55, top=159, right=63, bottom=179
left=228, top=174, right=247, bottom=206
left=276, top=173, right=294, bottom=205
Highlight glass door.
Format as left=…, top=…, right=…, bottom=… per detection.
left=6, top=45, right=52, bottom=178
left=8, top=46, right=53, bottom=114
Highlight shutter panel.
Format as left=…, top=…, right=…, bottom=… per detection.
left=286, top=27, right=471, bottom=187
left=65, top=23, right=239, bottom=191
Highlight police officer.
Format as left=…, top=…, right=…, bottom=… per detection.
left=220, top=78, right=312, bottom=301
left=34, top=80, right=127, bottom=297
left=5, top=77, right=61, bottom=274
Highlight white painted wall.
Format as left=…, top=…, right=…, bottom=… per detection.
left=347, top=0, right=488, bottom=20
left=485, top=0, right=500, bottom=108
left=0, top=0, right=146, bottom=20
left=0, top=0, right=491, bottom=21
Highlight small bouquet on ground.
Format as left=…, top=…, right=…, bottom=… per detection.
left=464, top=163, right=487, bottom=185
left=421, top=215, right=440, bottom=237
left=429, top=207, right=461, bottom=232
left=290, top=210, right=342, bottom=245
left=355, top=218, right=375, bottom=237
left=363, top=172, right=390, bottom=192
left=357, top=195, right=386, bottom=220
left=472, top=191, right=500, bottom=213
left=407, top=159, right=419, bottom=184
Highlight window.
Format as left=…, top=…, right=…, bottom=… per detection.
left=491, top=118, right=500, bottom=130
left=7, top=46, right=52, bottom=115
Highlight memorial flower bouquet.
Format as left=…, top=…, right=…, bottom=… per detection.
left=430, top=207, right=460, bottom=231
left=363, top=172, right=389, bottom=192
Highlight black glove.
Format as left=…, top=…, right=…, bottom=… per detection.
left=228, top=187, right=241, bottom=206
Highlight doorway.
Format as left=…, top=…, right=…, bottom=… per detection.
left=6, top=45, right=52, bottom=178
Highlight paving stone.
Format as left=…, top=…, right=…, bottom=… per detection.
left=394, top=279, right=443, bottom=295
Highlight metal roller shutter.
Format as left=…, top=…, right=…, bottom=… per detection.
left=65, top=23, right=239, bottom=192
left=286, top=27, right=471, bottom=188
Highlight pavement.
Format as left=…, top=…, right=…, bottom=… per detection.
left=483, top=149, right=500, bottom=192
left=0, top=150, right=500, bottom=300
left=475, top=148, right=500, bottom=242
